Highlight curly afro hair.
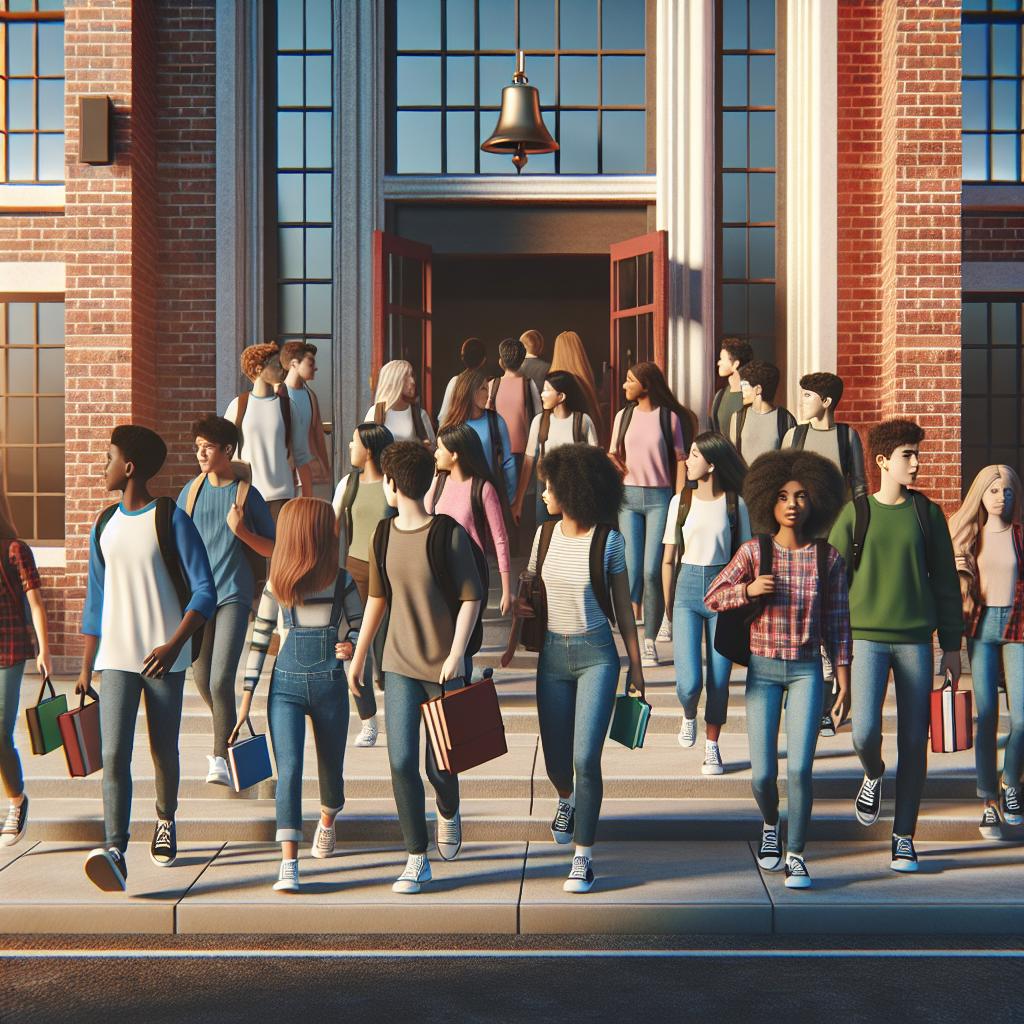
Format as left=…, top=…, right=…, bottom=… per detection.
left=240, top=342, right=281, bottom=381
left=743, top=449, right=846, bottom=538
left=538, top=443, right=622, bottom=528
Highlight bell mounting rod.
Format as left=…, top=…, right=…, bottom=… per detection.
left=514, top=49, right=527, bottom=83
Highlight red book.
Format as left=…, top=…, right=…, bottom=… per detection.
left=58, top=688, right=102, bottom=777
left=930, top=674, right=973, bottom=754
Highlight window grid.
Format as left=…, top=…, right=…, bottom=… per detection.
left=0, top=301, right=65, bottom=544
left=388, top=0, right=651, bottom=175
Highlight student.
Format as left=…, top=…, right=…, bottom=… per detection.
left=440, top=369, right=518, bottom=506
left=0, top=481, right=52, bottom=848
left=348, top=442, right=484, bottom=895
left=79, top=426, right=216, bottom=892
left=237, top=499, right=363, bottom=893
left=828, top=419, right=962, bottom=873
left=706, top=450, right=851, bottom=889
left=427, top=423, right=512, bottom=616
left=729, top=361, right=796, bottom=464
left=333, top=422, right=395, bottom=747
left=280, top=341, right=330, bottom=497
left=519, top=328, right=550, bottom=396
left=949, top=465, right=1024, bottom=838
left=550, top=330, right=603, bottom=438
left=609, top=362, right=694, bottom=667
left=365, top=359, right=435, bottom=446
left=487, top=337, right=541, bottom=472
left=225, top=342, right=294, bottom=520
left=709, top=337, right=753, bottom=436
left=438, top=337, right=487, bottom=429
left=178, top=416, right=276, bottom=786
left=511, top=370, right=599, bottom=527
left=661, top=433, right=750, bottom=775
left=525, top=444, right=644, bottom=894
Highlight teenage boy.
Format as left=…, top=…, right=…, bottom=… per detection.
left=519, top=328, right=550, bottom=395
left=728, top=360, right=797, bottom=464
left=488, top=337, right=541, bottom=472
left=280, top=340, right=330, bottom=497
left=709, top=337, right=753, bottom=436
left=348, top=441, right=483, bottom=895
left=224, top=342, right=293, bottom=520
left=828, top=419, right=963, bottom=873
left=79, top=426, right=216, bottom=891
left=179, top=415, right=276, bottom=786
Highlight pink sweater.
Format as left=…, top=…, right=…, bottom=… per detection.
left=426, top=473, right=511, bottom=574
left=610, top=406, right=685, bottom=488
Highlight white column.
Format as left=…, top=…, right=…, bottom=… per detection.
left=785, top=0, right=838, bottom=409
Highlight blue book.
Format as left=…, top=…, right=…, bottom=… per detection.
left=227, top=720, right=273, bottom=792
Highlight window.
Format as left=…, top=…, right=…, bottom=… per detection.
left=962, top=1, right=1024, bottom=182
left=0, top=0, right=65, bottom=184
left=0, top=301, right=64, bottom=544
left=387, top=0, right=652, bottom=175
left=716, top=0, right=778, bottom=363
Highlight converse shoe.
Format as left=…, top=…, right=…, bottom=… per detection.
left=354, top=717, right=379, bottom=748
left=677, top=716, right=697, bottom=748
left=757, top=823, right=783, bottom=871
left=656, top=617, right=673, bottom=643
left=563, top=855, right=595, bottom=894
left=206, top=755, right=231, bottom=787
left=979, top=804, right=1003, bottom=841
left=85, top=847, right=128, bottom=892
left=550, top=799, right=575, bottom=844
left=890, top=833, right=919, bottom=872
left=855, top=773, right=882, bottom=826
left=1001, top=784, right=1023, bottom=827
left=435, top=807, right=462, bottom=861
left=0, top=796, right=28, bottom=847
left=150, top=819, right=177, bottom=866
left=819, top=712, right=836, bottom=738
left=641, top=639, right=659, bottom=668
left=272, top=858, right=300, bottom=893
left=784, top=853, right=812, bottom=889
left=393, top=853, right=431, bottom=894
left=701, top=740, right=724, bottom=775
left=311, top=818, right=337, bottom=858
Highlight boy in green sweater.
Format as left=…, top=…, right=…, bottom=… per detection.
left=828, top=419, right=962, bottom=873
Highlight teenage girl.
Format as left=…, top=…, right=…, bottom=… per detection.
left=364, top=360, right=434, bottom=446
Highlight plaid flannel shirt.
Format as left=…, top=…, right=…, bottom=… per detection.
left=0, top=540, right=40, bottom=667
left=961, top=522, right=1024, bottom=641
left=705, top=538, right=852, bottom=666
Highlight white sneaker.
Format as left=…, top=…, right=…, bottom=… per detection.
left=206, top=755, right=231, bottom=787
left=701, top=741, right=724, bottom=775
left=393, top=853, right=432, bottom=894
left=311, top=818, right=337, bottom=858
left=757, top=823, right=783, bottom=871
left=354, top=717, right=379, bottom=748
left=435, top=807, right=462, bottom=861
left=563, top=855, right=595, bottom=894
left=641, top=638, right=659, bottom=668
left=273, top=858, right=300, bottom=892
left=656, top=617, right=672, bottom=643
left=678, top=716, right=697, bottom=748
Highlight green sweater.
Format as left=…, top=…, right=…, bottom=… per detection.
left=828, top=494, right=963, bottom=651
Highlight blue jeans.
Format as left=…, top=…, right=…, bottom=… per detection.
left=192, top=601, right=251, bottom=759
left=619, top=485, right=671, bottom=640
left=968, top=606, right=1024, bottom=799
left=100, top=669, right=186, bottom=852
left=536, top=623, right=621, bottom=847
left=746, top=655, right=823, bottom=854
left=0, top=661, right=25, bottom=797
left=384, top=673, right=462, bottom=855
left=673, top=563, right=732, bottom=726
left=851, top=639, right=933, bottom=836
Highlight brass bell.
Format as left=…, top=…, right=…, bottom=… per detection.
left=481, top=51, right=558, bottom=174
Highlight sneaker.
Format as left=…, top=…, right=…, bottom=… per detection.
left=272, top=858, right=300, bottom=893
left=756, top=824, right=783, bottom=871
left=677, top=716, right=697, bottom=748
left=354, top=717, right=379, bottom=748
left=855, top=773, right=882, bottom=826
left=206, top=755, right=231, bottom=787
left=150, top=819, right=177, bottom=866
left=819, top=712, right=836, bottom=738
left=979, top=804, right=1003, bottom=841
left=0, top=796, right=28, bottom=847
left=311, top=818, right=337, bottom=859
left=641, top=638, right=659, bottom=668
left=550, top=799, right=575, bottom=844
left=701, top=741, right=724, bottom=775
left=656, top=617, right=673, bottom=643
left=563, top=855, right=595, bottom=894
left=1001, top=785, right=1023, bottom=827
left=392, top=853, right=431, bottom=894
left=784, top=853, right=812, bottom=889
left=435, top=807, right=462, bottom=861
left=890, top=833, right=919, bottom=873
left=85, top=847, right=128, bottom=892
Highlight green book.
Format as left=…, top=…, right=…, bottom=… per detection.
left=25, top=678, right=67, bottom=755
left=608, top=694, right=652, bottom=750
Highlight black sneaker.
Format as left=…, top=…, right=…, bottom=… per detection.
left=1001, top=785, right=1023, bottom=827
left=85, top=847, right=128, bottom=892
left=890, top=833, right=919, bottom=873
left=979, top=804, right=1003, bottom=841
left=819, top=713, right=836, bottom=738
left=151, top=819, right=177, bottom=866
left=756, top=824, right=783, bottom=871
left=0, top=796, right=28, bottom=847
left=855, top=772, right=883, bottom=826
left=563, top=855, right=595, bottom=894
left=784, top=853, right=812, bottom=889
left=550, top=799, right=575, bottom=845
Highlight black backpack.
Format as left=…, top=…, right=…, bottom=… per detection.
left=338, top=471, right=362, bottom=548
left=849, top=490, right=933, bottom=585
left=667, top=488, right=741, bottom=609
left=733, top=405, right=793, bottom=459
left=790, top=421, right=853, bottom=482
left=614, top=401, right=693, bottom=483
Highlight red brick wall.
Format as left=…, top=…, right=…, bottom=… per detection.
left=962, top=212, right=1024, bottom=261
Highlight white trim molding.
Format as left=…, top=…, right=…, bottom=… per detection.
left=383, top=175, right=657, bottom=202
left=0, top=185, right=65, bottom=211
left=30, top=545, right=66, bottom=570
left=962, top=261, right=1024, bottom=292
left=0, top=261, right=65, bottom=298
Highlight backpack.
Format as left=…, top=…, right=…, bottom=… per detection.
left=849, top=490, right=933, bottom=585
left=733, top=405, right=792, bottom=459
left=94, top=497, right=204, bottom=662
left=667, top=488, right=741, bottom=609
left=614, top=401, right=694, bottom=483
left=430, top=471, right=489, bottom=556
left=537, top=409, right=585, bottom=461
left=710, top=386, right=728, bottom=433
left=483, top=409, right=513, bottom=520
left=234, top=386, right=292, bottom=459
left=790, top=421, right=852, bottom=482
left=338, top=470, right=362, bottom=548
left=375, top=400, right=429, bottom=443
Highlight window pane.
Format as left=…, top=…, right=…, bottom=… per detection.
left=722, top=284, right=747, bottom=334
left=722, top=227, right=746, bottom=278
left=277, top=173, right=304, bottom=221
left=722, top=0, right=748, bottom=50
left=36, top=135, right=64, bottom=182
left=991, top=23, right=1020, bottom=76
left=964, top=348, right=988, bottom=393
left=277, top=112, right=304, bottom=168
left=560, top=56, right=598, bottom=106
left=306, top=284, right=332, bottom=333
left=749, top=111, right=775, bottom=166
left=602, top=56, right=645, bottom=106
left=305, top=111, right=332, bottom=167
left=748, top=55, right=774, bottom=106
left=306, top=173, right=332, bottom=221
left=396, top=0, right=441, bottom=49
left=963, top=133, right=988, bottom=180
left=305, top=0, right=332, bottom=48
left=992, top=349, right=1018, bottom=394
left=748, top=283, right=775, bottom=332
left=279, top=284, right=305, bottom=333
left=992, top=303, right=1018, bottom=346
left=306, top=228, right=332, bottom=279
left=963, top=24, right=989, bottom=77
left=38, top=347, right=63, bottom=393
left=962, top=302, right=987, bottom=346
left=559, top=110, right=598, bottom=172
left=397, top=111, right=441, bottom=172
left=447, top=56, right=475, bottom=106
left=7, top=25, right=34, bottom=76
left=520, top=0, right=556, bottom=50
left=305, top=55, right=332, bottom=106
left=991, top=133, right=1019, bottom=180
left=748, top=226, right=775, bottom=278
left=722, top=173, right=747, bottom=221
left=278, top=56, right=304, bottom=106
left=560, top=0, right=598, bottom=49
left=721, top=55, right=747, bottom=107
left=279, top=227, right=305, bottom=278
left=722, top=111, right=747, bottom=167
left=446, top=0, right=475, bottom=49
left=963, top=80, right=989, bottom=131
left=397, top=56, right=442, bottom=106
left=400, top=256, right=424, bottom=310
left=8, top=81, right=35, bottom=132
left=446, top=110, right=476, bottom=171
left=278, top=3, right=303, bottom=49
left=6, top=449, right=33, bottom=492
left=480, top=55, right=515, bottom=104
left=479, top=0, right=514, bottom=49
left=37, top=496, right=63, bottom=542
left=7, top=136, right=35, bottom=182
left=7, top=304, right=35, bottom=344
left=617, top=256, right=637, bottom=309
left=602, top=110, right=645, bottom=172
left=527, top=55, right=555, bottom=102
left=749, top=0, right=775, bottom=50
left=748, top=172, right=775, bottom=220
left=520, top=147, right=555, bottom=173
left=602, top=0, right=645, bottom=50
left=7, top=398, right=34, bottom=443
left=991, top=80, right=1019, bottom=132
left=7, top=497, right=33, bottom=538
left=37, top=302, right=63, bottom=344
left=38, top=80, right=64, bottom=131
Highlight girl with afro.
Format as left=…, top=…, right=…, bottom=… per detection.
left=705, top=449, right=851, bottom=890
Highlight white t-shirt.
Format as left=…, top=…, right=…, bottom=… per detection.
left=363, top=404, right=435, bottom=445
left=224, top=393, right=295, bottom=501
left=437, top=375, right=458, bottom=428
left=525, top=411, right=599, bottom=459
left=662, top=492, right=752, bottom=567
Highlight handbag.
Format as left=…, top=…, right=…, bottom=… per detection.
left=58, top=686, right=102, bottom=777
left=420, top=668, right=507, bottom=774
left=930, top=670, right=973, bottom=753
left=227, top=716, right=274, bottom=793
left=608, top=672, right=651, bottom=750
left=714, top=535, right=774, bottom=667
left=25, top=676, right=67, bottom=755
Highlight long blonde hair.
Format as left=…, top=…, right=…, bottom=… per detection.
left=949, top=464, right=1024, bottom=558
left=550, top=330, right=602, bottom=435
left=374, top=359, right=414, bottom=411
left=268, top=498, right=338, bottom=607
